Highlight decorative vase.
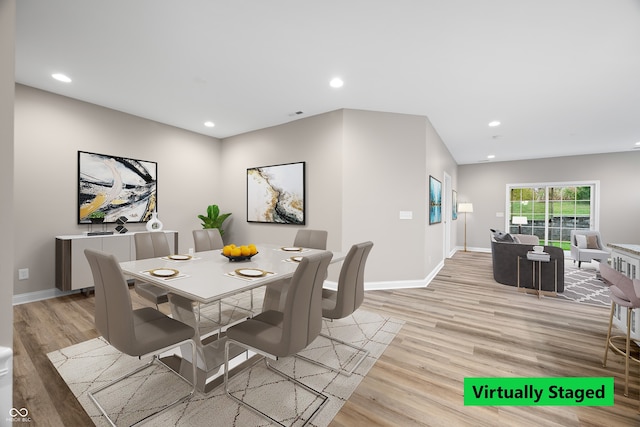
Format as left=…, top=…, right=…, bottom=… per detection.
left=146, top=211, right=164, bottom=231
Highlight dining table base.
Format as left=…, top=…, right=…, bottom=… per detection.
left=160, top=332, right=257, bottom=393
left=166, top=293, right=258, bottom=393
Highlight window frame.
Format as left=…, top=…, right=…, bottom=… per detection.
left=505, top=180, right=600, bottom=251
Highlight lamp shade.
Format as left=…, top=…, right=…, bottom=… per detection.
left=512, top=216, right=528, bottom=225
left=458, top=203, right=473, bottom=213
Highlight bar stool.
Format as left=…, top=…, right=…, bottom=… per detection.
left=601, top=262, right=640, bottom=397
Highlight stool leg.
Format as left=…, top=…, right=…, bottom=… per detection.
left=625, top=307, right=631, bottom=397
left=603, top=301, right=615, bottom=367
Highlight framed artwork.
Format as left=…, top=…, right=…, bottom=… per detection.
left=452, top=190, right=458, bottom=220
left=429, top=175, right=442, bottom=224
left=247, top=161, right=305, bottom=224
left=78, top=151, right=157, bottom=224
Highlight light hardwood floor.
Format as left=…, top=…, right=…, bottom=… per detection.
left=13, top=251, right=640, bottom=426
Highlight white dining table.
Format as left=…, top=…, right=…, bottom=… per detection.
left=119, top=243, right=345, bottom=393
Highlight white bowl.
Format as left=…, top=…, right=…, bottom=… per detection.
left=533, top=245, right=544, bottom=253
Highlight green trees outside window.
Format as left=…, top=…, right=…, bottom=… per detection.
left=509, top=184, right=595, bottom=250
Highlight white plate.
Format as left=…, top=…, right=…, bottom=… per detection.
left=291, top=256, right=303, bottom=262
left=282, top=247, right=302, bottom=252
left=169, top=254, right=192, bottom=260
left=149, top=268, right=179, bottom=277
left=235, top=268, right=265, bottom=277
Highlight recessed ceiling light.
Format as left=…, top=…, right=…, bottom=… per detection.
left=329, top=77, right=344, bottom=88
left=204, top=121, right=215, bottom=128
left=488, top=121, right=501, bottom=127
left=635, top=141, right=640, bottom=146
left=487, top=154, right=496, bottom=159
left=52, top=73, right=72, bottom=83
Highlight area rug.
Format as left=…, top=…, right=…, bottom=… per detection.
left=48, top=310, right=403, bottom=427
left=558, top=260, right=610, bottom=307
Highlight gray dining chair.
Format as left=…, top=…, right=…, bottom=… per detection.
left=133, top=231, right=171, bottom=308
left=262, top=229, right=328, bottom=311
left=192, top=228, right=224, bottom=252
left=193, top=228, right=257, bottom=318
left=84, top=248, right=198, bottom=426
left=293, top=229, right=328, bottom=251
left=297, top=241, right=373, bottom=376
left=224, top=250, right=333, bottom=427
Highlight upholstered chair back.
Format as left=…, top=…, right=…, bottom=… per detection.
left=192, top=228, right=224, bottom=252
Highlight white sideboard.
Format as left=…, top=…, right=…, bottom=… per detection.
left=607, top=244, right=640, bottom=341
left=55, top=231, right=178, bottom=291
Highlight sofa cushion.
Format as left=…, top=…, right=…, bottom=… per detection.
left=586, top=234, right=599, bottom=249
left=575, top=234, right=587, bottom=249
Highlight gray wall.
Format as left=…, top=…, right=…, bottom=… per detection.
left=13, top=90, right=458, bottom=297
left=14, top=85, right=223, bottom=296
left=343, top=110, right=428, bottom=280
left=457, top=152, right=640, bottom=251
left=220, top=109, right=457, bottom=283
left=220, top=110, right=344, bottom=251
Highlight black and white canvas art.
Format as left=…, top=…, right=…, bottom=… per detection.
left=78, top=151, right=157, bottom=224
left=247, top=161, right=305, bottom=224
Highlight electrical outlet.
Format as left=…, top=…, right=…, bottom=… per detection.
left=18, top=268, right=29, bottom=280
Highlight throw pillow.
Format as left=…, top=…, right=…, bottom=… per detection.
left=575, top=234, right=587, bottom=249
left=586, top=234, right=599, bottom=249
left=493, top=231, right=515, bottom=242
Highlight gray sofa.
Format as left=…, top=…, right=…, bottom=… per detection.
left=490, top=232, right=564, bottom=293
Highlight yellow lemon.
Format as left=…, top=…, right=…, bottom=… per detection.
left=241, top=245, right=251, bottom=256
left=248, top=244, right=257, bottom=255
left=222, top=245, right=232, bottom=256
left=231, top=247, right=242, bottom=257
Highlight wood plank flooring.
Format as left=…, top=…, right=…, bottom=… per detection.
left=13, top=251, right=640, bottom=426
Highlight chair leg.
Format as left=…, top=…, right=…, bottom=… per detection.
left=224, top=340, right=328, bottom=427
left=625, top=307, right=631, bottom=397
left=603, top=301, right=615, bottom=367
left=88, top=339, right=197, bottom=426
left=296, top=332, right=370, bottom=377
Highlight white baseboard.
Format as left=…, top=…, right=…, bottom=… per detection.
left=325, top=259, right=446, bottom=291
left=453, top=245, right=492, bottom=254
left=13, top=288, right=81, bottom=306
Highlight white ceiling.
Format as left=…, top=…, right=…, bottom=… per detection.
left=14, top=0, right=640, bottom=165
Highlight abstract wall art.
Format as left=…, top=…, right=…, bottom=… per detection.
left=429, top=175, right=442, bottom=224
left=78, top=151, right=157, bottom=224
left=452, top=189, right=458, bottom=220
left=247, top=161, right=305, bottom=224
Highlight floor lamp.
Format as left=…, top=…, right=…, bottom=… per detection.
left=458, top=203, right=473, bottom=252
left=512, top=216, right=528, bottom=234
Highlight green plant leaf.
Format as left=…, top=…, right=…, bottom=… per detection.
left=198, top=204, right=231, bottom=233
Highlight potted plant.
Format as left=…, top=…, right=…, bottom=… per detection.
left=88, top=211, right=106, bottom=224
left=198, top=204, right=231, bottom=235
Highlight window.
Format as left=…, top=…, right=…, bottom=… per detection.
left=507, top=182, right=598, bottom=250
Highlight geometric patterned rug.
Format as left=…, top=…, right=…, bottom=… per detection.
left=557, top=260, right=610, bottom=307
left=47, top=310, right=404, bottom=427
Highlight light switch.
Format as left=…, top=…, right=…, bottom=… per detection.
left=399, top=211, right=413, bottom=220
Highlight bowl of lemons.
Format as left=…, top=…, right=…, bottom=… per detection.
left=222, top=244, right=258, bottom=261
